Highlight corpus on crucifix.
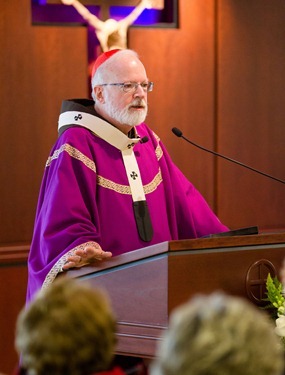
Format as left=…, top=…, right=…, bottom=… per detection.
left=61, top=0, right=155, bottom=52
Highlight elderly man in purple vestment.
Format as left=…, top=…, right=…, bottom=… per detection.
left=27, top=49, right=229, bottom=302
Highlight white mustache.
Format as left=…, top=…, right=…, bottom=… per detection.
left=129, top=99, right=146, bottom=108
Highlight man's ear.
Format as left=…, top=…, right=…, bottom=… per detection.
left=93, top=86, right=105, bottom=103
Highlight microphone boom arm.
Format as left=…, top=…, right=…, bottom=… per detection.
left=172, top=127, right=285, bottom=185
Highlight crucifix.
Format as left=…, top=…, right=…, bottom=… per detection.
left=35, top=0, right=165, bottom=65
left=32, top=0, right=173, bottom=76
left=61, top=0, right=162, bottom=54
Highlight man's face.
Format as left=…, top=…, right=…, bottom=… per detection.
left=100, top=56, right=149, bottom=128
left=104, top=87, right=148, bottom=127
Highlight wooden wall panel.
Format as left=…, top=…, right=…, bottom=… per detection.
left=0, top=0, right=88, bottom=243
left=217, top=0, right=285, bottom=229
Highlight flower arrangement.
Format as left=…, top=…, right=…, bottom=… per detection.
left=265, top=273, right=285, bottom=344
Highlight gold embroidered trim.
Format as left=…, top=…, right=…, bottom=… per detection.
left=97, top=175, right=131, bottom=194
left=44, top=136, right=163, bottom=194
left=41, top=241, right=101, bottom=291
left=46, top=144, right=96, bottom=173
left=97, top=169, right=163, bottom=195
left=155, top=144, right=163, bottom=161
left=144, top=168, right=163, bottom=194
left=151, top=131, right=163, bottom=161
left=153, top=131, right=160, bottom=142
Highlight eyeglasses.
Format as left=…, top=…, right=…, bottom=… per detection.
left=99, top=81, right=154, bottom=93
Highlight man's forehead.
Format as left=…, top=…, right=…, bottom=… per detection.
left=112, top=58, right=147, bottom=79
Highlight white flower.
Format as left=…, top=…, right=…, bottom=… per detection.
left=275, top=315, right=285, bottom=337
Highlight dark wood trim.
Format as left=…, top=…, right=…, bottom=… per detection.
left=0, top=244, right=30, bottom=264
left=169, top=232, right=285, bottom=251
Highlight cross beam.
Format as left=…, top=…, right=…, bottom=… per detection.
left=38, top=1, right=164, bottom=21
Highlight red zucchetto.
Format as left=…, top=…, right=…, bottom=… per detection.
left=91, top=49, right=121, bottom=77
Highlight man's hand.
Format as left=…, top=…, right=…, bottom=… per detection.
left=62, top=245, right=112, bottom=271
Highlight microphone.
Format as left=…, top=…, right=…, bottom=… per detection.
left=172, top=127, right=285, bottom=185
left=140, top=136, right=149, bottom=144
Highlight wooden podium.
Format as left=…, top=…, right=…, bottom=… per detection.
left=66, top=232, right=285, bottom=358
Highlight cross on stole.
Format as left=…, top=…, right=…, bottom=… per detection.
left=32, top=1, right=175, bottom=75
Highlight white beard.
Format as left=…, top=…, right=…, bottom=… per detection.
left=105, top=99, right=148, bottom=127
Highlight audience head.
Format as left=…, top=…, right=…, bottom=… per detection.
left=150, top=292, right=284, bottom=375
left=15, top=277, right=117, bottom=375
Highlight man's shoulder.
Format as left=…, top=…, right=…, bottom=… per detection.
left=60, top=98, right=95, bottom=114
left=58, top=125, right=100, bottom=146
left=50, top=126, right=98, bottom=156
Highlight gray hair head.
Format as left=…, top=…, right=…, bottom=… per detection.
left=150, top=292, right=284, bottom=375
left=90, top=49, right=139, bottom=101
left=16, top=278, right=117, bottom=375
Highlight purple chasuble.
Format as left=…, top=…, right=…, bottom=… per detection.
left=27, top=99, right=228, bottom=302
